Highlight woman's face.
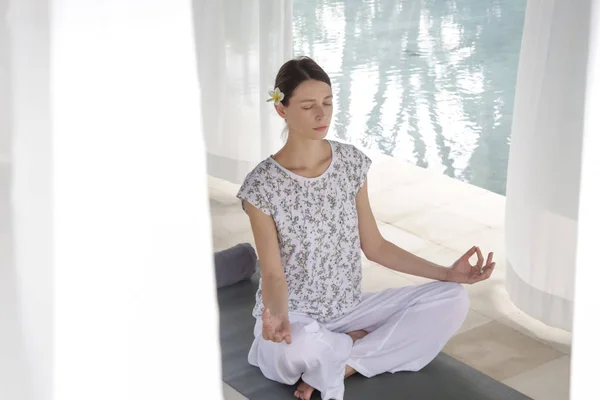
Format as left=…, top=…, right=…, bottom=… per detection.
left=276, top=79, right=333, bottom=140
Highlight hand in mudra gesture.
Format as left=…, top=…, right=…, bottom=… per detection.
left=262, top=308, right=292, bottom=344
left=448, top=246, right=495, bottom=284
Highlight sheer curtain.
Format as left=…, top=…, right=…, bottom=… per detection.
left=505, top=0, right=592, bottom=332
left=1, top=1, right=52, bottom=398
left=1, top=1, right=221, bottom=399
left=193, top=0, right=293, bottom=184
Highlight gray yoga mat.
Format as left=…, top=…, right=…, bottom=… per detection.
left=217, top=267, right=531, bottom=400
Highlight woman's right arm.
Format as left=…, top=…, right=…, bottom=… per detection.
left=244, top=201, right=289, bottom=320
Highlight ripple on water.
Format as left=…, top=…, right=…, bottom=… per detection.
left=292, top=0, right=526, bottom=195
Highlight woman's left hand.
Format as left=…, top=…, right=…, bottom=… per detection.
left=447, top=246, right=495, bottom=284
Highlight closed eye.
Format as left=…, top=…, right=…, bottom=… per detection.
left=303, top=103, right=333, bottom=110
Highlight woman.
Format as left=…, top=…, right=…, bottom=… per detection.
left=236, top=56, right=495, bottom=400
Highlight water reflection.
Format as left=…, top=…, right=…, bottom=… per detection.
left=293, top=0, right=526, bottom=195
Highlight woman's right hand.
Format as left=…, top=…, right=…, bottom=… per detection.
left=262, top=308, right=292, bottom=344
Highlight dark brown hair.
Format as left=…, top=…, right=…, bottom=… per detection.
left=273, top=56, right=331, bottom=107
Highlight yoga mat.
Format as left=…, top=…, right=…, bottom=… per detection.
left=217, top=268, right=532, bottom=400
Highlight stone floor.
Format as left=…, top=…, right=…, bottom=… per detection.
left=210, top=146, right=572, bottom=400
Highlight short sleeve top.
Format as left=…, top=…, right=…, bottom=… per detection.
left=236, top=140, right=372, bottom=322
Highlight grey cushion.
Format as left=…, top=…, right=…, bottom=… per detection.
left=214, top=243, right=257, bottom=289
left=217, top=268, right=532, bottom=400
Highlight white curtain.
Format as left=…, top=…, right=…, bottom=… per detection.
left=1, top=1, right=222, bottom=399
left=1, top=1, right=52, bottom=398
left=193, top=0, right=293, bottom=184
left=504, top=0, right=593, bottom=332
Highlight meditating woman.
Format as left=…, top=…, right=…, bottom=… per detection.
left=236, top=56, right=495, bottom=400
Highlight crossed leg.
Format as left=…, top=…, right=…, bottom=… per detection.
left=249, top=281, right=469, bottom=400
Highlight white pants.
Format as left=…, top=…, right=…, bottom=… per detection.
left=248, top=281, right=470, bottom=400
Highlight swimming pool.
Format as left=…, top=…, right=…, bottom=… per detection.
left=293, top=0, right=526, bottom=195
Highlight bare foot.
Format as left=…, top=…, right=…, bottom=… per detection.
left=343, top=330, right=368, bottom=379
left=293, top=330, right=368, bottom=398
left=294, top=380, right=315, bottom=400
left=344, top=365, right=357, bottom=378
left=347, top=329, right=368, bottom=343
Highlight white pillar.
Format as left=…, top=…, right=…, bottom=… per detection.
left=1, top=1, right=222, bottom=399
left=52, top=1, right=221, bottom=398
left=570, top=0, right=600, bottom=396
left=194, top=0, right=293, bottom=184
left=504, top=0, right=593, bottom=331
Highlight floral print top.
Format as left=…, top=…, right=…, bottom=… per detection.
left=236, top=140, right=372, bottom=322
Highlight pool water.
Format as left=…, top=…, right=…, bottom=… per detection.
left=292, top=0, right=526, bottom=195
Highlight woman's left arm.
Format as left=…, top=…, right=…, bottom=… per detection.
left=356, top=178, right=495, bottom=283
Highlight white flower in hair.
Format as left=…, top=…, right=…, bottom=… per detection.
left=267, top=87, right=285, bottom=105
